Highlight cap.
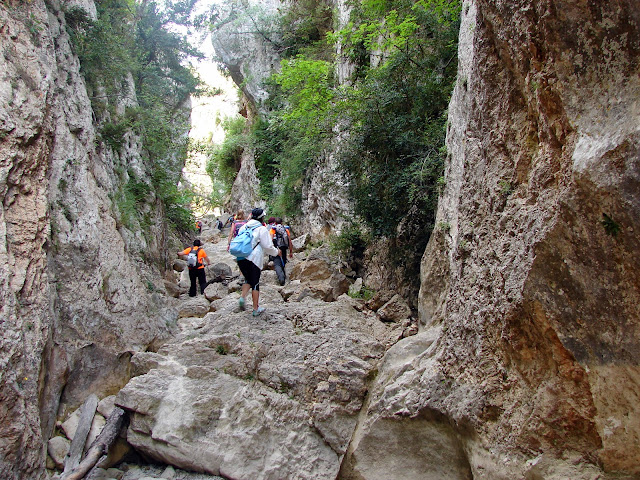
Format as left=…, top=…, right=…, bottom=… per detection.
left=251, top=208, right=265, bottom=220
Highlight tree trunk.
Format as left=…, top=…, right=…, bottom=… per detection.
left=60, top=407, right=127, bottom=480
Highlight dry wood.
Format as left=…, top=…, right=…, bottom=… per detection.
left=60, top=406, right=127, bottom=480
left=63, top=394, right=98, bottom=474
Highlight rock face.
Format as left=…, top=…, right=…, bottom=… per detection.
left=210, top=0, right=353, bottom=238
left=117, top=289, right=399, bottom=479
left=210, top=0, right=282, bottom=109
left=0, top=1, right=178, bottom=477
left=342, top=1, right=640, bottom=479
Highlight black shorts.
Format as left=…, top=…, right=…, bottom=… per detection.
left=237, top=259, right=261, bottom=289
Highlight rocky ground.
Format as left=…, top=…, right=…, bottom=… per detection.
left=48, top=221, right=416, bottom=480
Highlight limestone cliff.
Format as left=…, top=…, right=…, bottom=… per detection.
left=0, top=1, right=178, bottom=478
left=210, top=0, right=354, bottom=236
left=341, top=1, right=640, bottom=478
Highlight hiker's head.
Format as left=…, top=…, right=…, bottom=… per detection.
left=267, top=217, right=276, bottom=224
left=236, top=210, right=245, bottom=220
left=251, top=208, right=265, bottom=221
left=275, top=217, right=283, bottom=225
left=193, top=239, right=202, bottom=246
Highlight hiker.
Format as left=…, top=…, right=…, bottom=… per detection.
left=227, top=210, right=247, bottom=250
left=177, top=239, right=210, bottom=297
left=231, top=208, right=278, bottom=316
left=214, top=218, right=223, bottom=231
left=195, top=220, right=202, bottom=234
left=269, top=217, right=293, bottom=286
left=223, top=214, right=234, bottom=228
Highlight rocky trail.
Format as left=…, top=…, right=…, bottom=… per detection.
left=50, top=222, right=416, bottom=480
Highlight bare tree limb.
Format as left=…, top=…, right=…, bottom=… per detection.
left=63, top=394, right=98, bottom=475
left=60, top=407, right=127, bottom=480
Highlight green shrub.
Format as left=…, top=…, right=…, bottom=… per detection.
left=71, top=0, right=205, bottom=236
left=204, top=116, right=247, bottom=189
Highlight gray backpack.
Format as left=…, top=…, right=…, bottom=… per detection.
left=187, top=247, right=201, bottom=269
left=273, top=225, right=289, bottom=248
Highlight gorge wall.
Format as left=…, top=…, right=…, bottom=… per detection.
left=213, top=0, right=640, bottom=477
left=0, top=1, right=179, bottom=478
left=211, top=0, right=354, bottom=238
left=340, top=0, right=640, bottom=478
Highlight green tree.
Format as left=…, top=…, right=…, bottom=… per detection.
left=67, top=0, right=208, bottom=233
left=332, top=0, right=460, bottom=280
left=254, top=56, right=334, bottom=216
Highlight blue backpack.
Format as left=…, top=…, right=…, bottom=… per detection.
left=229, top=224, right=259, bottom=259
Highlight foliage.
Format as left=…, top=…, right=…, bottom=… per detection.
left=329, top=221, right=370, bottom=261
left=253, top=56, right=334, bottom=216
left=333, top=0, right=461, bottom=236
left=203, top=116, right=248, bottom=193
left=348, top=285, right=375, bottom=301
left=277, top=0, right=333, bottom=58
left=601, top=213, right=621, bottom=237
left=66, top=0, right=207, bottom=234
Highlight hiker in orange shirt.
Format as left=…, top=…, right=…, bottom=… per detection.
left=177, top=239, right=210, bottom=296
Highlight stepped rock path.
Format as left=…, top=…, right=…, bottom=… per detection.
left=114, top=225, right=405, bottom=480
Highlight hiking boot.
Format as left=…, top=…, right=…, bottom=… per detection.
left=238, top=296, right=246, bottom=311
left=252, top=307, right=266, bottom=317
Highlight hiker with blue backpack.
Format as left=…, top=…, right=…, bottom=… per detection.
left=177, top=239, right=211, bottom=297
left=229, top=208, right=278, bottom=316
left=226, top=210, right=247, bottom=251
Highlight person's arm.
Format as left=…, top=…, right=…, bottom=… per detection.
left=177, top=248, right=187, bottom=257
left=226, top=224, right=235, bottom=250
left=287, top=230, right=293, bottom=256
left=259, top=227, right=279, bottom=257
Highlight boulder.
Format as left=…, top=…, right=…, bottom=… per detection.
left=291, top=233, right=310, bottom=252
left=259, top=269, right=280, bottom=286
left=204, top=283, right=228, bottom=302
left=116, top=295, right=400, bottom=480
left=173, top=259, right=187, bottom=272
left=206, top=262, right=232, bottom=283
left=47, top=436, right=70, bottom=469
left=348, top=278, right=363, bottom=297
left=163, top=280, right=181, bottom=298
left=177, top=296, right=210, bottom=318
left=281, top=280, right=305, bottom=301
left=289, top=259, right=350, bottom=302
left=130, top=352, right=166, bottom=377
left=97, top=395, right=117, bottom=418
left=365, top=290, right=394, bottom=312
left=377, top=294, right=412, bottom=323
left=178, top=270, right=191, bottom=290
left=60, top=408, right=106, bottom=450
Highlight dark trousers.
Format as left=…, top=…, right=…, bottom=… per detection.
left=237, top=259, right=261, bottom=289
left=270, top=247, right=288, bottom=286
left=188, top=267, right=207, bottom=296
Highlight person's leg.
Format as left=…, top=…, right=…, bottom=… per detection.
left=197, top=268, right=207, bottom=295
left=252, top=289, right=259, bottom=310
left=247, top=263, right=263, bottom=313
left=274, top=256, right=285, bottom=285
left=188, top=268, right=197, bottom=297
left=237, top=260, right=253, bottom=309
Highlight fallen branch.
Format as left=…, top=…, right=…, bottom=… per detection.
left=60, top=407, right=127, bottom=480
left=63, top=394, right=98, bottom=474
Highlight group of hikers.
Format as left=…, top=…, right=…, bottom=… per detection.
left=178, top=208, right=293, bottom=317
